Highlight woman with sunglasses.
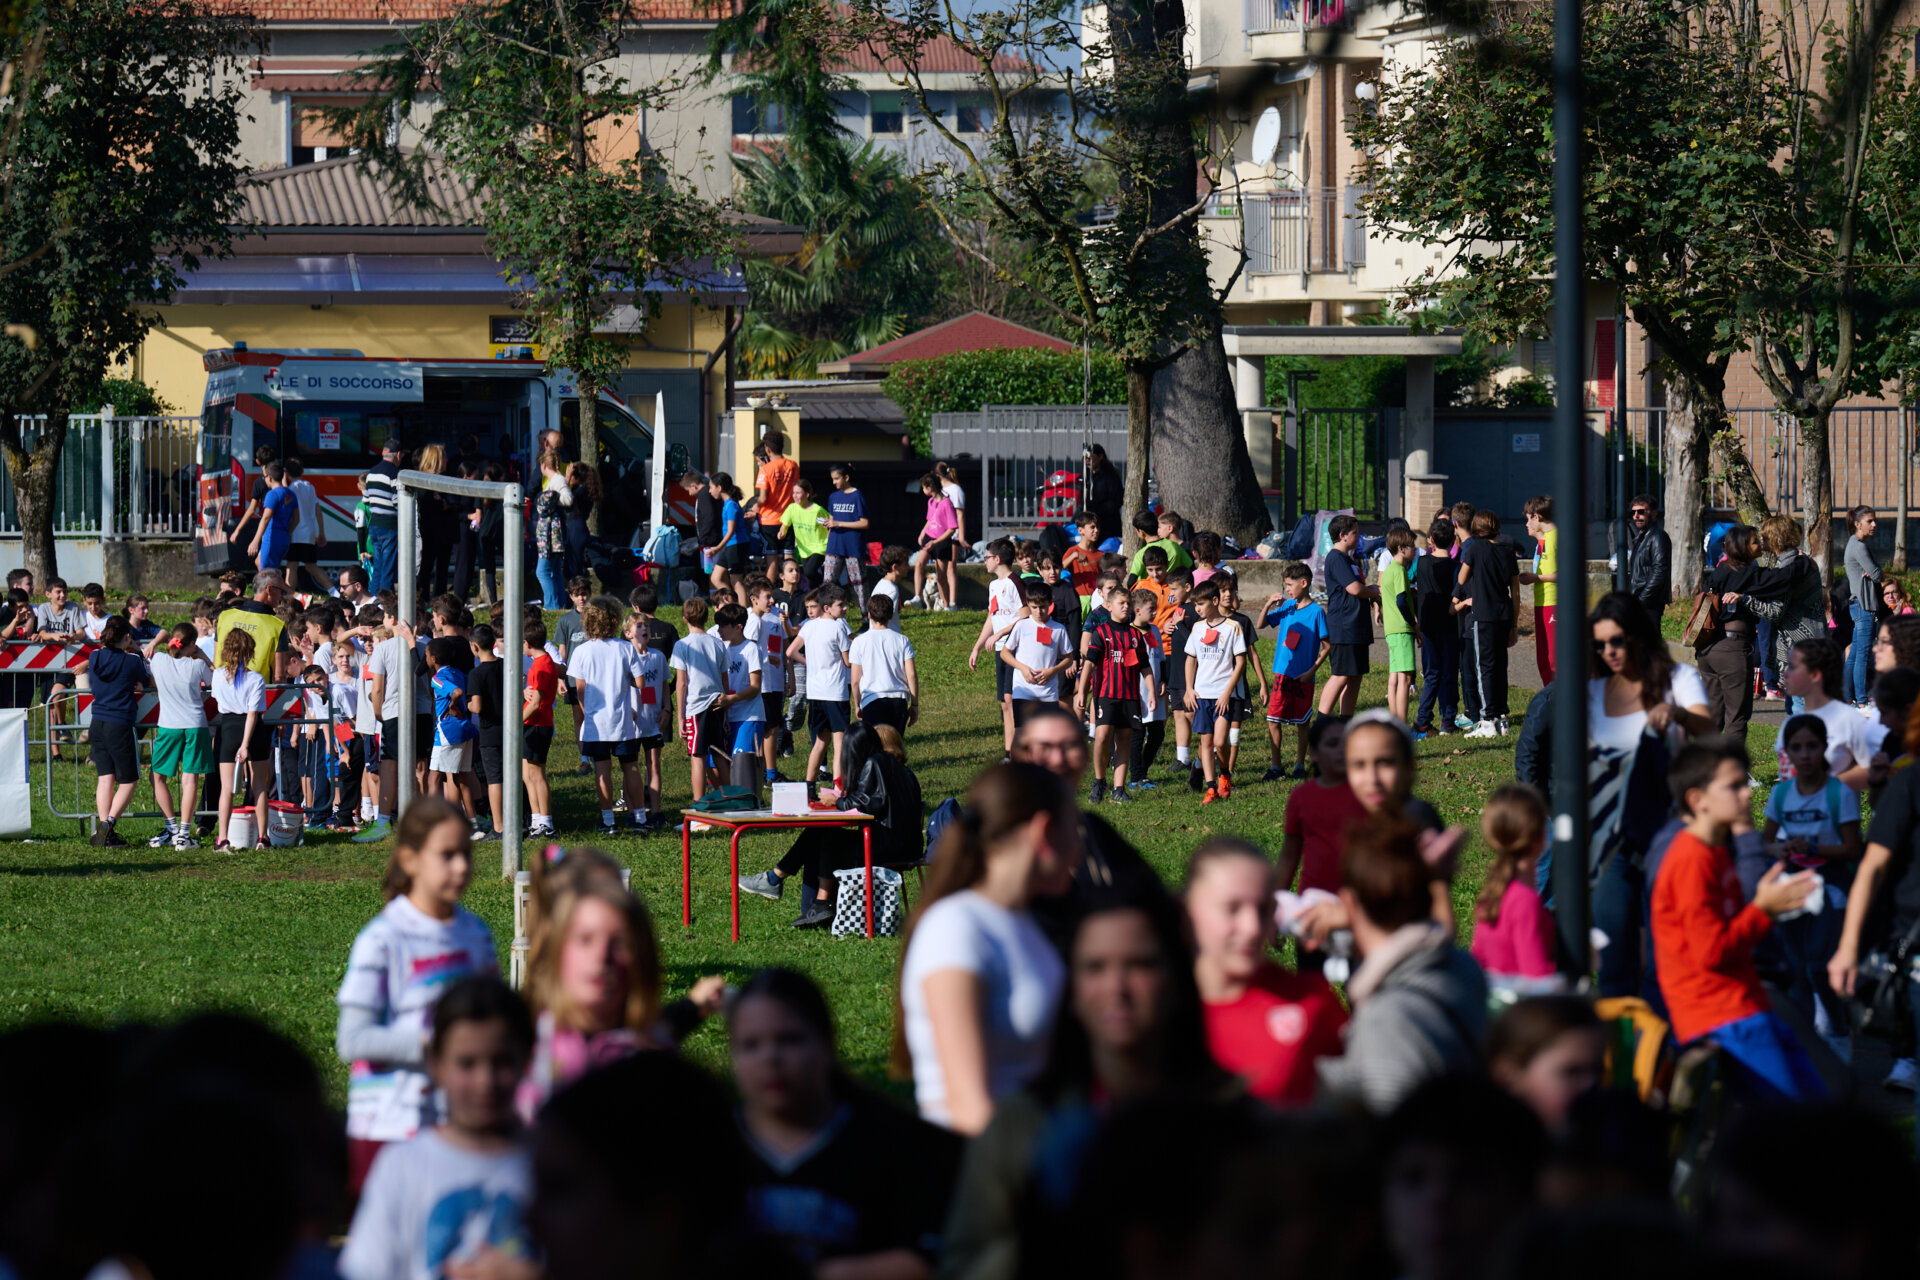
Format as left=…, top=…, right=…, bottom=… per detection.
left=1588, top=592, right=1712, bottom=1000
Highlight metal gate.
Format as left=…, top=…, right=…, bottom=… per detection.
left=929, top=406, right=1129, bottom=539
left=1614, top=406, right=1919, bottom=516
left=1280, top=408, right=1387, bottom=524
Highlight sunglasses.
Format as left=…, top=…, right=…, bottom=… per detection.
left=1594, top=634, right=1633, bottom=651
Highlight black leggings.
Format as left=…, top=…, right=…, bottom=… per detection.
left=776, top=827, right=865, bottom=895
left=1132, top=720, right=1166, bottom=778
left=334, top=735, right=365, bottom=826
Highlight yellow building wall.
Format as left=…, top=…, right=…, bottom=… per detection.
left=127, top=301, right=731, bottom=426
left=804, top=433, right=904, bottom=463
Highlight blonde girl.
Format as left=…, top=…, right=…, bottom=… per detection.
left=336, top=796, right=496, bottom=1193
left=1468, top=784, right=1558, bottom=988
left=516, top=847, right=725, bottom=1120
left=211, top=629, right=268, bottom=851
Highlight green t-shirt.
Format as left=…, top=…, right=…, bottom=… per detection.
left=1381, top=559, right=1413, bottom=635
left=1128, top=537, right=1194, bottom=579
left=780, top=500, right=829, bottom=559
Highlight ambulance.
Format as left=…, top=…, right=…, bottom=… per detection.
left=194, top=345, right=664, bottom=576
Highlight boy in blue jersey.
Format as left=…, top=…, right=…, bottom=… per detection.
left=1261, top=562, right=1330, bottom=781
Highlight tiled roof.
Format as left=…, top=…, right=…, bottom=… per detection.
left=732, top=3, right=1033, bottom=74
left=819, top=311, right=1071, bottom=373
left=213, top=0, right=728, bottom=21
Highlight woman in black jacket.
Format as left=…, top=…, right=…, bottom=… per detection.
left=737, top=724, right=924, bottom=929
left=1697, top=524, right=1765, bottom=740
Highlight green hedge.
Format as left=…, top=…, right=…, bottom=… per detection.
left=884, top=347, right=1126, bottom=455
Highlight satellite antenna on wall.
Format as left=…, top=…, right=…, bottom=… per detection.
left=1250, top=106, right=1283, bottom=166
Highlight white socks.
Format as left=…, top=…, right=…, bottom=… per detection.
left=1176, top=747, right=1191, bottom=764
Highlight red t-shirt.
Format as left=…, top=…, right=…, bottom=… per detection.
left=525, top=653, right=560, bottom=728
left=1204, top=965, right=1348, bottom=1105
left=1650, top=829, right=1773, bottom=1043
left=1282, top=778, right=1369, bottom=894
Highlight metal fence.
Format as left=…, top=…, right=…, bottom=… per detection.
left=0, top=413, right=201, bottom=538
left=930, top=406, right=1129, bottom=537
left=1616, top=406, right=1917, bottom=516
left=1290, top=408, right=1387, bottom=521
left=1245, top=0, right=1350, bottom=34
left=1243, top=187, right=1368, bottom=277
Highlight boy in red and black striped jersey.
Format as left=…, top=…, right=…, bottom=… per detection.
left=1075, top=586, right=1156, bottom=803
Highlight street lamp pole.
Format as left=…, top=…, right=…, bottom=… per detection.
left=1550, top=0, right=1591, bottom=977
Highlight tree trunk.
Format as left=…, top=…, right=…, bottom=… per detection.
left=0, top=417, right=63, bottom=584
left=1122, top=361, right=1153, bottom=556
left=578, top=376, right=601, bottom=538
left=1662, top=378, right=1710, bottom=598
left=1149, top=328, right=1272, bottom=546
left=1797, top=408, right=1834, bottom=578
left=1711, top=423, right=1771, bottom=528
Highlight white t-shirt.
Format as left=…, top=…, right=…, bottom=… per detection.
left=1587, top=664, right=1711, bottom=753
left=987, top=576, right=1022, bottom=650
left=339, top=1130, right=533, bottom=1280
left=1141, top=624, right=1167, bottom=723
left=943, top=480, right=965, bottom=513
left=196, top=633, right=218, bottom=666
left=900, top=889, right=1064, bottom=1128
left=151, top=652, right=211, bottom=729
left=631, top=645, right=669, bottom=738
left=851, top=627, right=915, bottom=707
left=745, top=609, right=787, bottom=696
left=1774, top=697, right=1877, bottom=776
left=290, top=478, right=321, bottom=543
left=354, top=640, right=381, bottom=735
left=211, top=666, right=267, bottom=716
left=336, top=896, right=498, bottom=1142
left=670, top=630, right=730, bottom=716
left=81, top=610, right=110, bottom=642
left=1183, top=616, right=1248, bottom=699
left=568, top=636, right=644, bottom=742
left=870, top=578, right=904, bottom=633
left=313, top=639, right=336, bottom=677
left=1764, top=776, right=1859, bottom=854
left=369, top=636, right=432, bottom=719
left=1003, top=617, right=1073, bottom=702
left=799, top=616, right=852, bottom=703
left=725, top=640, right=764, bottom=723
left=331, top=676, right=359, bottom=728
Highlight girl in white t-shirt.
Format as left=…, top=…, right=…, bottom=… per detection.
left=336, top=796, right=496, bottom=1196
left=149, top=623, right=212, bottom=849
left=896, top=761, right=1079, bottom=1133
left=211, top=629, right=268, bottom=851
left=1776, top=637, right=1876, bottom=791
left=339, top=973, right=533, bottom=1280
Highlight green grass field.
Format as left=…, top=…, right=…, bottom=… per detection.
left=0, top=603, right=1772, bottom=1101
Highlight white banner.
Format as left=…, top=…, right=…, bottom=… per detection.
left=0, top=708, right=31, bottom=837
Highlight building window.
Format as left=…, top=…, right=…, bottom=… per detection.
left=957, top=101, right=985, bottom=133
left=872, top=93, right=904, bottom=135
left=290, top=99, right=361, bottom=167
left=731, top=96, right=788, bottom=136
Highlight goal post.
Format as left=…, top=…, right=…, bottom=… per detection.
left=395, top=469, right=526, bottom=878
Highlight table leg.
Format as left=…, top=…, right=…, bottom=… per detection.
left=681, top=818, right=692, bottom=926
left=864, top=825, right=874, bottom=938
left=731, top=826, right=745, bottom=942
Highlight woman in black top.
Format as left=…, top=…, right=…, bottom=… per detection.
left=1698, top=524, right=1764, bottom=740
left=732, top=969, right=961, bottom=1275
left=1082, top=444, right=1122, bottom=544
left=564, top=460, right=600, bottom=584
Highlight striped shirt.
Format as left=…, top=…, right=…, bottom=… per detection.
left=363, top=461, right=399, bottom=530
left=1084, top=620, right=1148, bottom=702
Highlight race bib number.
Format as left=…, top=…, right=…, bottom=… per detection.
left=1121, top=649, right=1139, bottom=667
left=768, top=634, right=783, bottom=655
left=1285, top=631, right=1303, bottom=651
left=1203, top=628, right=1219, bottom=645
left=641, top=686, right=657, bottom=705
left=1036, top=627, right=1054, bottom=645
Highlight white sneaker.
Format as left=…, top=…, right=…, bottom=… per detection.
left=148, top=827, right=176, bottom=849
left=1495, top=715, right=1510, bottom=736
left=172, top=830, right=200, bottom=850
left=1465, top=720, right=1499, bottom=738
left=1885, top=1058, right=1918, bottom=1092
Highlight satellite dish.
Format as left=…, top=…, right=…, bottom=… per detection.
left=1250, top=106, right=1282, bottom=165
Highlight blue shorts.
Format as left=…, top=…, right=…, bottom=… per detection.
left=1704, top=1010, right=1828, bottom=1103
left=729, top=719, right=764, bottom=755
left=1192, top=698, right=1226, bottom=735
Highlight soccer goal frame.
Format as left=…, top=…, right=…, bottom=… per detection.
left=394, top=469, right=526, bottom=877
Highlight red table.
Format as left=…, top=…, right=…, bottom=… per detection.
left=680, top=809, right=876, bottom=940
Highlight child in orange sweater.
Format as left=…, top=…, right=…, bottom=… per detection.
left=1651, top=739, right=1824, bottom=1100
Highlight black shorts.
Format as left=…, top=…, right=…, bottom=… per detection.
left=583, top=738, right=640, bottom=763
left=90, top=719, right=138, bottom=780
left=380, top=715, right=436, bottom=761
left=922, top=539, right=954, bottom=563
left=1094, top=698, right=1142, bottom=730
left=215, top=711, right=274, bottom=763
left=808, top=699, right=851, bottom=737
left=1227, top=696, right=1252, bottom=723
left=638, top=733, right=664, bottom=754
left=714, top=544, right=743, bottom=571
left=994, top=654, right=1014, bottom=699
left=762, top=526, right=793, bottom=554
left=478, top=741, right=505, bottom=787
left=760, top=691, right=785, bottom=724
left=522, top=725, right=555, bottom=765
left=685, top=705, right=729, bottom=759
left=1328, top=642, right=1371, bottom=679
left=859, top=697, right=910, bottom=732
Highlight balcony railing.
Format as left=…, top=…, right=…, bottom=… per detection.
left=1241, top=185, right=1368, bottom=277
left=1246, top=0, right=1349, bottom=35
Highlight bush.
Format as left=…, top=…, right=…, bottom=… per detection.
left=884, top=347, right=1126, bottom=455
left=73, top=377, right=173, bottom=415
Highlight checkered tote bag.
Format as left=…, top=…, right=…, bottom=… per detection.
left=831, top=865, right=905, bottom=937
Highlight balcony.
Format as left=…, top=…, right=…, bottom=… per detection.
left=1240, top=185, right=1369, bottom=278
left=1245, top=0, right=1383, bottom=60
